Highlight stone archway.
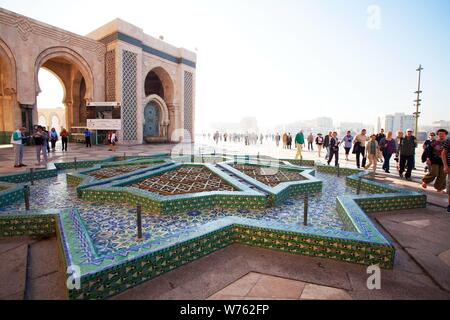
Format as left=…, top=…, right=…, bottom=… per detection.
left=143, top=94, right=170, bottom=143
left=34, top=47, right=94, bottom=130
left=0, top=39, right=18, bottom=142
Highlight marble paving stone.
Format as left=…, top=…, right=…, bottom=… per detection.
left=246, top=274, right=306, bottom=300
left=300, top=284, right=352, bottom=300
left=28, top=238, right=61, bottom=280
left=438, top=249, right=450, bottom=268
left=208, top=272, right=262, bottom=298
left=402, top=219, right=431, bottom=229
left=0, top=243, right=27, bottom=299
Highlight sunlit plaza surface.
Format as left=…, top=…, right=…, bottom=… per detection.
left=1, top=140, right=450, bottom=300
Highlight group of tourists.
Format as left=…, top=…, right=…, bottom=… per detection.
left=11, top=125, right=70, bottom=167
left=291, top=128, right=450, bottom=212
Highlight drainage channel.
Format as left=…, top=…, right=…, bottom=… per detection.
left=213, top=164, right=270, bottom=197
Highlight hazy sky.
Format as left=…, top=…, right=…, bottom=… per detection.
left=2, top=0, right=449, bottom=130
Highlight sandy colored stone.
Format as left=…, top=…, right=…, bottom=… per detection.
left=209, top=272, right=261, bottom=298
left=438, top=249, right=450, bottom=268
left=402, top=220, right=431, bottom=229
left=246, top=274, right=305, bottom=300
left=300, top=284, right=352, bottom=300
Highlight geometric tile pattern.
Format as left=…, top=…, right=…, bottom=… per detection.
left=231, top=163, right=306, bottom=187
left=88, top=164, right=151, bottom=180
left=105, top=49, right=116, bottom=102
left=183, top=71, right=193, bottom=140
left=122, top=50, right=137, bottom=141
left=130, top=165, right=236, bottom=195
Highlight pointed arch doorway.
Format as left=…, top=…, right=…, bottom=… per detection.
left=143, top=95, right=169, bottom=143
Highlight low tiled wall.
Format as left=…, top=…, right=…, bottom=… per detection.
left=0, top=182, right=24, bottom=207
left=0, top=213, right=57, bottom=237
left=0, top=166, right=57, bottom=183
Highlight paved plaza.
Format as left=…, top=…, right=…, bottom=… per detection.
left=0, top=139, right=449, bottom=300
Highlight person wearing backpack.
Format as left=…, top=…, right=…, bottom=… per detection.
left=421, top=129, right=448, bottom=192
left=11, top=127, right=27, bottom=168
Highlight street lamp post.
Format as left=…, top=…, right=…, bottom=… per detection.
left=413, top=65, right=423, bottom=136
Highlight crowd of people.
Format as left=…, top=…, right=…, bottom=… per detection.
left=206, top=128, right=450, bottom=212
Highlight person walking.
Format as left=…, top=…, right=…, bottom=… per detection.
left=282, top=133, right=288, bottom=149
left=422, top=132, right=436, bottom=173
left=341, top=131, right=353, bottom=161
left=441, top=135, right=450, bottom=212
left=421, top=129, right=448, bottom=192
left=60, top=128, right=69, bottom=151
left=295, top=130, right=305, bottom=160
left=307, top=133, right=314, bottom=151
left=49, top=128, right=58, bottom=152
left=275, top=133, right=281, bottom=147
left=379, top=131, right=396, bottom=173
left=364, top=134, right=379, bottom=174
left=323, top=131, right=332, bottom=160
left=315, top=133, right=324, bottom=157
left=287, top=133, right=293, bottom=150
left=327, top=132, right=340, bottom=167
left=84, top=128, right=92, bottom=148
left=398, top=129, right=417, bottom=181
left=11, top=127, right=27, bottom=168
left=353, top=129, right=367, bottom=169
left=34, top=126, right=48, bottom=166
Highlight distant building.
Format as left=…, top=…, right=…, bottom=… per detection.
left=382, top=113, right=415, bottom=134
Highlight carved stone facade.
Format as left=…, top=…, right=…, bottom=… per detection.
left=0, top=7, right=196, bottom=144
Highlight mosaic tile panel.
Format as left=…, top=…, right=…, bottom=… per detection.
left=106, top=49, right=116, bottom=102
left=231, top=164, right=306, bottom=187
left=130, top=165, right=237, bottom=195
left=184, top=71, right=194, bottom=139
left=122, top=50, right=138, bottom=141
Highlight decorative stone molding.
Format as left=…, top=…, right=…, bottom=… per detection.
left=0, top=8, right=106, bottom=61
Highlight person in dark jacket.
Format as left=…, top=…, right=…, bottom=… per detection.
left=323, top=131, right=332, bottom=160
left=327, top=132, right=340, bottom=167
left=398, top=129, right=417, bottom=181
left=422, top=129, right=448, bottom=191
left=379, top=131, right=397, bottom=173
left=84, top=128, right=92, bottom=148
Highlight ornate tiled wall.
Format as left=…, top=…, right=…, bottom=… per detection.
left=122, top=50, right=138, bottom=141
left=183, top=71, right=194, bottom=140
left=106, top=49, right=116, bottom=102
left=0, top=213, right=56, bottom=237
